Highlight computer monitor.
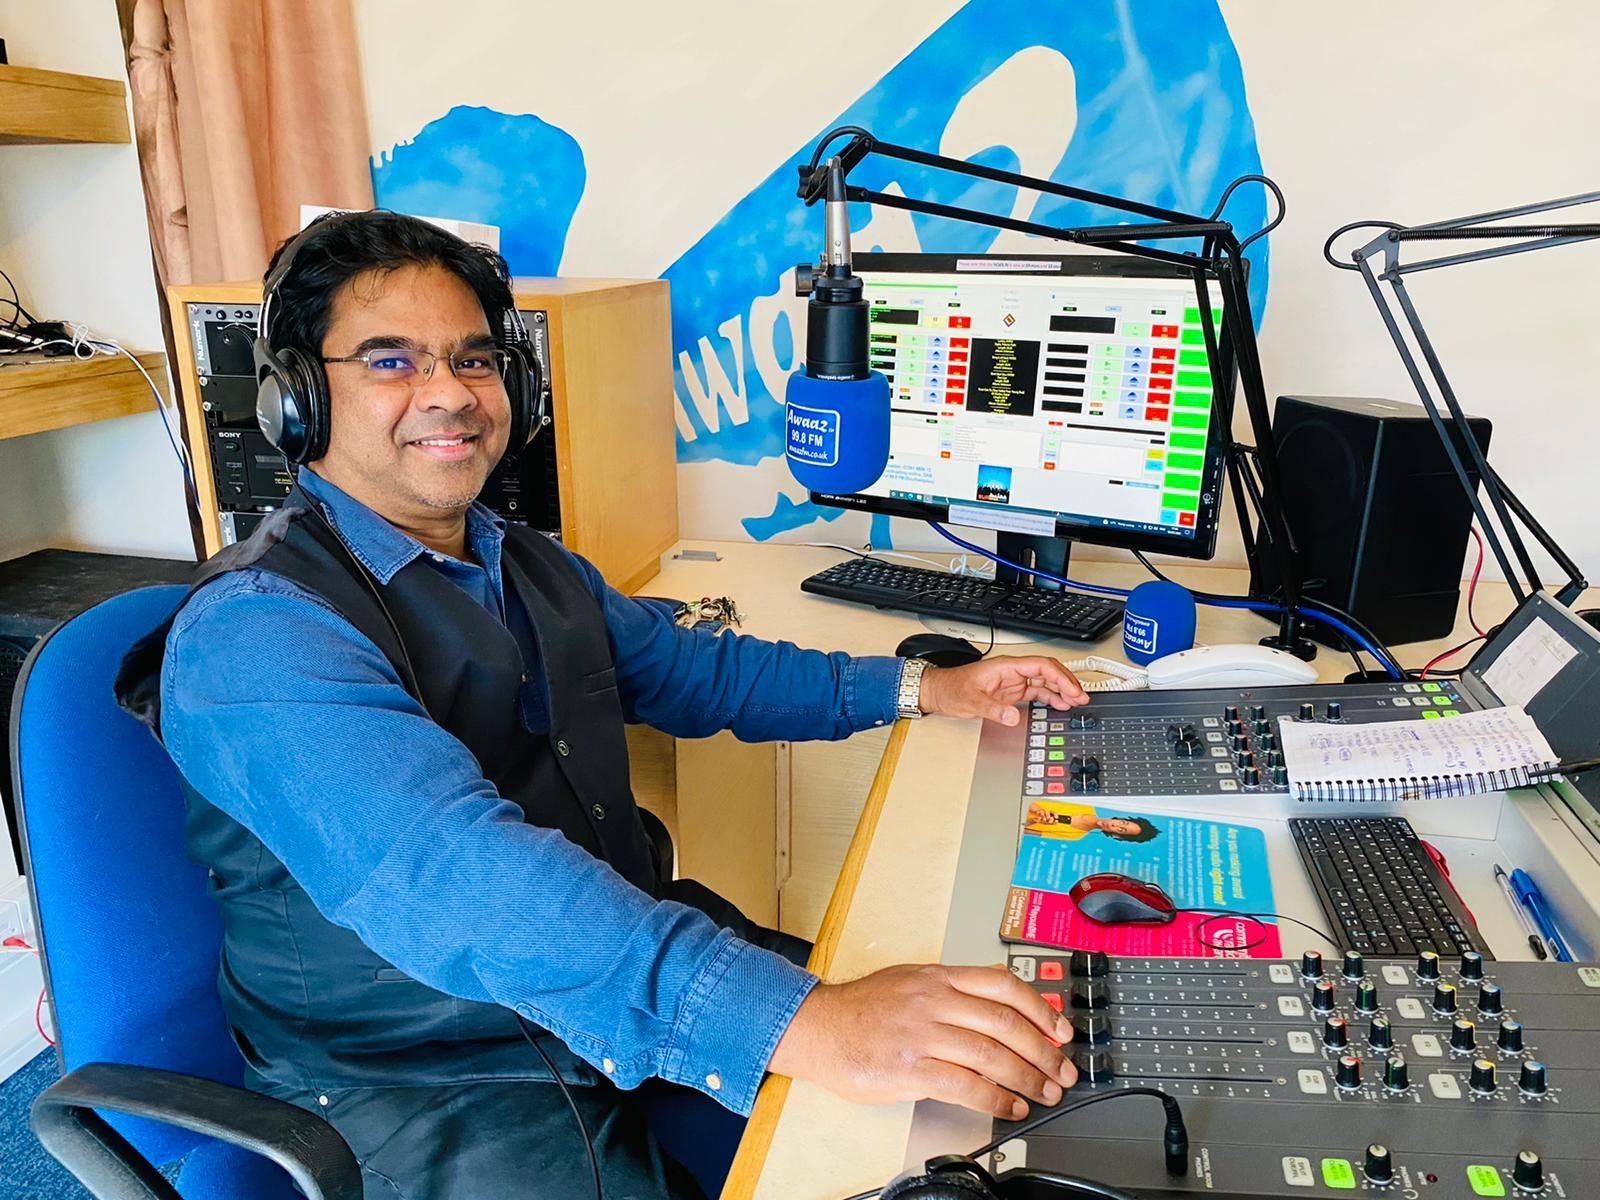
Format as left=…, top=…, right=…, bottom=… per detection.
left=811, top=253, right=1235, bottom=564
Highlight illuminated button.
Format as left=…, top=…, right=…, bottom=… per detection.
left=1320, top=1158, right=1357, bottom=1189
left=1042, top=991, right=1064, bottom=1012
left=1423, top=710, right=1442, bottom=719
left=1423, top=683, right=1442, bottom=692
left=1467, top=1165, right=1507, bottom=1196
left=1433, top=695, right=1453, bottom=706
left=1039, top=960, right=1064, bottom=981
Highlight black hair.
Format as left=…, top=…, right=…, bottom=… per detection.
left=1101, top=816, right=1161, bottom=844
left=262, top=209, right=516, bottom=359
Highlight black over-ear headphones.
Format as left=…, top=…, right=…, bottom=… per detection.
left=253, top=209, right=547, bottom=466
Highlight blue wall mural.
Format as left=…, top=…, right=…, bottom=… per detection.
left=371, top=0, right=1264, bottom=545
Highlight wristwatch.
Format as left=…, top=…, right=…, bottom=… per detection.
left=895, top=657, right=930, bottom=720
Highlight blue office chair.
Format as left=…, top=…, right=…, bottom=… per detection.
left=10, top=585, right=360, bottom=1199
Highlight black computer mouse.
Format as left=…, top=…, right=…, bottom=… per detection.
left=895, top=633, right=983, bottom=668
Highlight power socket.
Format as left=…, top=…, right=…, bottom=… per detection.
left=0, top=878, right=33, bottom=946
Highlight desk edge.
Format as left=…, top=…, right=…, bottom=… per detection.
left=722, top=718, right=910, bottom=1198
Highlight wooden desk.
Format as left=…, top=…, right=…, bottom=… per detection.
left=681, top=548, right=1600, bottom=1200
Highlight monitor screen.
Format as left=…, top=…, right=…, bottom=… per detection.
left=811, top=253, right=1234, bottom=559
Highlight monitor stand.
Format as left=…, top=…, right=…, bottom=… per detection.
left=917, top=531, right=1083, bottom=646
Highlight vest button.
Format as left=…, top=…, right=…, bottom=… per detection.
left=591, top=803, right=607, bottom=821
left=556, top=739, right=571, bottom=756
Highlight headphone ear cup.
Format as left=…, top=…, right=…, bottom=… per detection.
left=501, top=342, right=543, bottom=452
left=881, top=1168, right=997, bottom=1200
left=277, top=346, right=331, bottom=464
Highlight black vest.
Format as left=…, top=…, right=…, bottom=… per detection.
left=118, top=491, right=681, bottom=1092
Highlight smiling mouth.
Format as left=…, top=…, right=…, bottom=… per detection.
left=410, top=434, right=478, bottom=448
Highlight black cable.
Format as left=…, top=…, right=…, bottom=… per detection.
left=805, top=125, right=873, bottom=175
left=517, top=1013, right=603, bottom=1200
left=1322, top=220, right=1402, bottom=271
left=1208, top=174, right=1286, bottom=254
left=840, top=1087, right=1183, bottom=1200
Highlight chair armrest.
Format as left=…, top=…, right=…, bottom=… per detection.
left=31, top=1061, right=363, bottom=1200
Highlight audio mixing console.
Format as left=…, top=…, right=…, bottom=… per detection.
left=998, top=949, right=1599, bottom=1197
left=1023, top=679, right=1480, bottom=800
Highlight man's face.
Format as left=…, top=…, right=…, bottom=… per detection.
left=314, top=263, right=511, bottom=520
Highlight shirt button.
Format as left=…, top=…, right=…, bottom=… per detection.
left=556, top=739, right=570, bottom=756
left=430, top=554, right=444, bottom=564
left=602, top=1058, right=615, bottom=1074
left=591, top=803, right=607, bottom=821
left=705, top=1073, right=722, bottom=1092
left=317, top=1094, right=329, bottom=1107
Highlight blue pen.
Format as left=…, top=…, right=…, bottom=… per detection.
left=1510, top=868, right=1572, bottom=963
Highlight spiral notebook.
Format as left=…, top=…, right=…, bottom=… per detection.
left=1278, top=706, right=1558, bottom=802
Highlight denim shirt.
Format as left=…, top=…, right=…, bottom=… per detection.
left=159, top=469, right=903, bottom=1113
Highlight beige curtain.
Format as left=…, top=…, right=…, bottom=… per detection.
left=128, top=0, right=375, bottom=286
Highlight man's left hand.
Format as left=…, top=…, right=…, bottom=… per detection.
left=918, top=656, right=1089, bottom=726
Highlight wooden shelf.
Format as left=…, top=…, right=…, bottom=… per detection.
left=0, top=351, right=169, bottom=440
left=0, top=64, right=130, bottom=145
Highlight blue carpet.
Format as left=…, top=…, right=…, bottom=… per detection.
left=0, top=1051, right=89, bottom=1199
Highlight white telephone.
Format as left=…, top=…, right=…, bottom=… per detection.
left=1066, top=643, right=1320, bottom=692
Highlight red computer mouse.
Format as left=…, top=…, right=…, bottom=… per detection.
left=1069, top=873, right=1178, bottom=925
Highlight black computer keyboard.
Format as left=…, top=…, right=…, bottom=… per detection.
left=800, top=557, right=1124, bottom=642
left=1289, top=817, right=1489, bottom=960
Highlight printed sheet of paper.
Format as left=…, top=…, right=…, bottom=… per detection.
left=1483, top=620, right=1579, bottom=708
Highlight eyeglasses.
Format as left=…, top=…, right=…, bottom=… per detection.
left=321, top=346, right=510, bottom=389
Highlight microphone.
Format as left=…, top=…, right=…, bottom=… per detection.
left=1122, top=580, right=1197, bottom=666
left=784, top=157, right=891, bottom=495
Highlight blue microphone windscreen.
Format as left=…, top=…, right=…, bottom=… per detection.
left=1122, top=580, right=1197, bottom=666
left=785, top=370, right=890, bottom=495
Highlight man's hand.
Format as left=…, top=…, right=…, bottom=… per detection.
left=918, top=656, right=1088, bottom=726
left=767, top=963, right=1078, bottom=1120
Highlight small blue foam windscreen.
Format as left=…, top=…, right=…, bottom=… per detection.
left=784, top=370, right=891, bottom=495
left=1123, top=580, right=1197, bottom=666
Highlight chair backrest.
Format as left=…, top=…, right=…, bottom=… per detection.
left=10, top=585, right=241, bottom=1166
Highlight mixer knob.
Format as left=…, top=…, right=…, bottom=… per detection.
left=1363, top=1144, right=1394, bottom=1185
left=1074, top=1048, right=1115, bottom=1083
left=1355, top=982, right=1379, bottom=1013
left=1518, top=1061, right=1547, bottom=1096
left=1230, top=733, right=1250, bottom=752
left=1450, top=1018, right=1477, bottom=1052
left=1327, top=701, right=1344, bottom=721
left=1418, top=951, right=1441, bottom=980
left=1273, top=765, right=1289, bottom=787
left=1384, top=1055, right=1410, bottom=1091
left=1322, top=1016, right=1349, bottom=1049
left=1342, top=950, right=1365, bottom=980
left=1460, top=951, right=1486, bottom=981
left=1226, top=718, right=1245, bottom=737
left=1369, top=1017, right=1394, bottom=1050
left=1069, top=950, right=1110, bottom=979
left=1070, top=1013, right=1112, bottom=1046
left=1299, top=702, right=1317, bottom=721
left=1498, top=1020, right=1525, bottom=1054
left=1243, top=767, right=1261, bottom=787
left=1336, top=1054, right=1363, bottom=1090
left=1512, top=1150, right=1544, bottom=1192
left=1312, top=980, right=1337, bottom=1013
left=1249, top=704, right=1265, bottom=721
left=1478, top=983, right=1504, bottom=1015
left=1470, top=1058, right=1498, bottom=1094
left=1433, top=982, right=1459, bottom=1014
left=1301, top=950, right=1324, bottom=979
left=1224, top=704, right=1240, bottom=721
left=1258, top=732, right=1278, bottom=753
left=1236, top=750, right=1256, bottom=770
left=1071, top=982, right=1109, bottom=1010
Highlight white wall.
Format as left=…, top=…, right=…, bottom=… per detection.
left=357, top=2, right=1599, bottom=588
left=0, top=0, right=193, bottom=562
left=1220, top=0, right=1600, bottom=590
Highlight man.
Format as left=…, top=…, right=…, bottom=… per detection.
left=119, top=211, right=1089, bottom=1198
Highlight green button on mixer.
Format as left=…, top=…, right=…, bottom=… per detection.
left=1320, top=1158, right=1356, bottom=1189
left=1466, top=1165, right=1507, bottom=1197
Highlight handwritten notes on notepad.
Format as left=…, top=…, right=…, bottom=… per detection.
left=1278, top=707, right=1558, bottom=801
